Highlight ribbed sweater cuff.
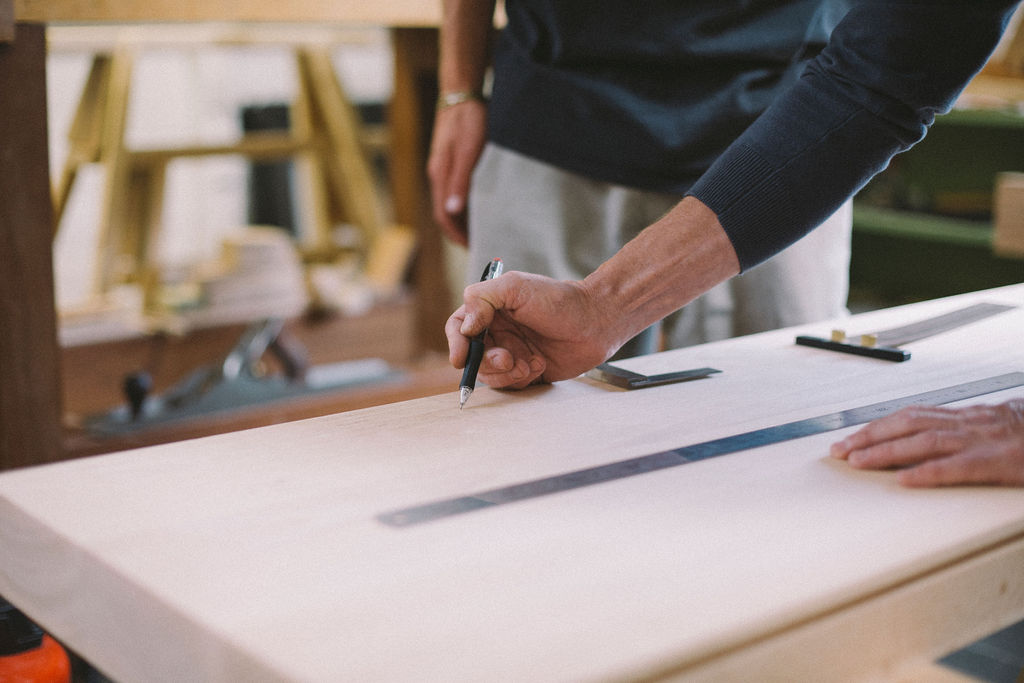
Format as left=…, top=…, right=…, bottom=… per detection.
left=687, top=143, right=801, bottom=273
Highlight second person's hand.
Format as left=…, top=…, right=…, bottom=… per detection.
left=427, top=99, right=487, bottom=247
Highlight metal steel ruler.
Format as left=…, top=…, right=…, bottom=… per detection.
left=378, top=372, right=1024, bottom=527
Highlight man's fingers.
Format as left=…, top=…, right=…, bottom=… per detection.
left=432, top=184, right=468, bottom=245
left=460, top=275, right=519, bottom=336
left=483, top=347, right=515, bottom=374
left=896, top=449, right=1024, bottom=487
left=478, top=357, right=530, bottom=389
left=831, top=406, right=958, bottom=460
left=445, top=308, right=471, bottom=368
left=426, top=135, right=471, bottom=245
left=479, top=353, right=546, bottom=389
left=897, top=453, right=979, bottom=487
left=437, top=183, right=469, bottom=246
left=845, top=429, right=966, bottom=470
left=439, top=216, right=469, bottom=247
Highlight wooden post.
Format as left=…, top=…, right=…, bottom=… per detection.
left=389, top=27, right=450, bottom=354
left=0, top=23, right=63, bottom=469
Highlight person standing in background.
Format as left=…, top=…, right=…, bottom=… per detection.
left=429, top=0, right=855, bottom=357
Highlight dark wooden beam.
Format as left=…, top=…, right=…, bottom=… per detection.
left=389, top=27, right=450, bottom=354
left=0, top=24, right=63, bottom=470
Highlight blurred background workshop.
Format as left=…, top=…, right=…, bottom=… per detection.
left=0, top=3, right=1019, bottom=464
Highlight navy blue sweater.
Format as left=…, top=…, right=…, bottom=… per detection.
left=488, top=0, right=1019, bottom=270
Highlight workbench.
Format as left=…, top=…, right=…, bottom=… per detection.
left=0, top=2, right=447, bottom=469
left=2, top=284, right=1022, bottom=681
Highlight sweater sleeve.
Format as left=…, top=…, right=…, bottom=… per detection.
left=687, top=0, right=1020, bottom=271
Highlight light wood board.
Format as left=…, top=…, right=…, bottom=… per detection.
left=2, top=285, right=1024, bottom=681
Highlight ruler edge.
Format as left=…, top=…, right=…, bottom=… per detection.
left=872, top=301, right=1016, bottom=346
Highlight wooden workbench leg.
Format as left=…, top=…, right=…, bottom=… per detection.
left=0, top=24, right=63, bottom=469
left=389, top=27, right=450, bottom=355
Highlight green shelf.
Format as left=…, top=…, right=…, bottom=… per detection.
left=849, top=204, right=1023, bottom=308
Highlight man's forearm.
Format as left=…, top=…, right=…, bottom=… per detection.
left=439, top=0, right=497, bottom=95
left=581, top=196, right=741, bottom=352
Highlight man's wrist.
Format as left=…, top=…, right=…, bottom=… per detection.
left=582, top=196, right=739, bottom=353
left=437, top=89, right=487, bottom=110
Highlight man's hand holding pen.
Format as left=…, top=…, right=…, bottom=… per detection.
left=447, top=270, right=618, bottom=393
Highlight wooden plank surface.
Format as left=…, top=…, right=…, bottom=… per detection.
left=0, top=24, right=62, bottom=470
left=14, top=0, right=442, bottom=25
left=2, top=284, right=1024, bottom=681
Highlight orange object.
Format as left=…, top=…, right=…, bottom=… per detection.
left=0, top=635, right=71, bottom=683
left=0, top=597, right=71, bottom=683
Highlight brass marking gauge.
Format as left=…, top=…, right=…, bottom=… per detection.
left=795, top=302, right=1015, bottom=362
